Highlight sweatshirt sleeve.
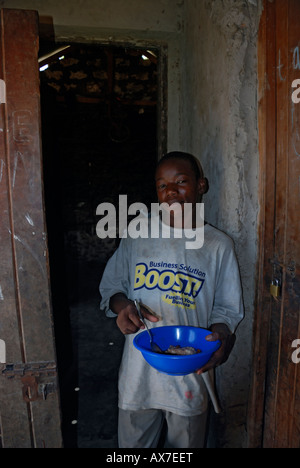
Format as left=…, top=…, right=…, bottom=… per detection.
left=209, top=237, right=244, bottom=333
left=99, top=239, right=131, bottom=317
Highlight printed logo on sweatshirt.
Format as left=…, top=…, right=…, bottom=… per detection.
left=133, top=262, right=205, bottom=309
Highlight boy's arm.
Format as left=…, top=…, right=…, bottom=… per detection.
left=195, top=323, right=236, bottom=375
left=109, top=293, right=159, bottom=335
left=196, top=238, right=243, bottom=374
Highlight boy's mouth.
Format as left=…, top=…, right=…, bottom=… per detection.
left=166, top=199, right=184, bottom=206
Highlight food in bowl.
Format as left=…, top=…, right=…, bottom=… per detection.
left=164, top=345, right=201, bottom=355
left=133, top=326, right=221, bottom=376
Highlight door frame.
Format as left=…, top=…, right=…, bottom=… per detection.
left=247, top=0, right=276, bottom=447
left=0, top=8, right=62, bottom=448
left=247, top=0, right=300, bottom=448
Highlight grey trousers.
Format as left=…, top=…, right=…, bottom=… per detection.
left=118, top=408, right=208, bottom=448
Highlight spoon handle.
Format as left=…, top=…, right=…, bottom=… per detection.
left=134, top=300, right=150, bottom=332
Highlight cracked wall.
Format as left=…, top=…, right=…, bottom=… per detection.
left=179, top=0, right=263, bottom=447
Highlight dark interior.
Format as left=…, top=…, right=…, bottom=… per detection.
left=40, top=42, right=158, bottom=447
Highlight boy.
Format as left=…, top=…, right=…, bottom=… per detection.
left=99, top=151, right=244, bottom=448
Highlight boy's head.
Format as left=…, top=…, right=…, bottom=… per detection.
left=155, top=151, right=208, bottom=203
left=156, top=151, right=205, bottom=180
left=155, top=151, right=208, bottom=228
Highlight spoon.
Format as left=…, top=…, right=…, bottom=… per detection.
left=134, top=300, right=163, bottom=353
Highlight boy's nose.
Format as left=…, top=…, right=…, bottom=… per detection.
left=166, top=183, right=178, bottom=195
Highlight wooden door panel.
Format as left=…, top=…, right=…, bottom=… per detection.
left=0, top=9, right=62, bottom=448
left=248, top=0, right=300, bottom=448
left=265, top=0, right=300, bottom=449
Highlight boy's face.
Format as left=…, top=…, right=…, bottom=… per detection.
left=155, top=158, right=203, bottom=206
left=155, top=158, right=205, bottom=227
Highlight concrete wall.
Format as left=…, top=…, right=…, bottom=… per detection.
left=179, top=0, right=262, bottom=447
left=2, top=0, right=183, bottom=33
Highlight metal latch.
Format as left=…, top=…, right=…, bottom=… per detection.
left=270, top=279, right=280, bottom=299
left=1, top=361, right=57, bottom=403
left=21, top=375, right=56, bottom=402
left=269, top=257, right=283, bottom=299
left=21, top=375, right=39, bottom=402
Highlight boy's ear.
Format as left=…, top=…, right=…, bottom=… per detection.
left=198, top=177, right=209, bottom=195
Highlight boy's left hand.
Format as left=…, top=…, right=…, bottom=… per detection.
left=195, top=323, right=236, bottom=375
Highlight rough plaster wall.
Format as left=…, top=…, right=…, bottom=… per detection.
left=0, top=0, right=183, bottom=32
left=179, top=0, right=262, bottom=447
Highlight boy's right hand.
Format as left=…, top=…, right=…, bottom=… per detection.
left=109, top=293, right=159, bottom=335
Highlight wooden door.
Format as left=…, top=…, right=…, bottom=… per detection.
left=248, top=0, right=300, bottom=448
left=0, top=9, right=62, bottom=448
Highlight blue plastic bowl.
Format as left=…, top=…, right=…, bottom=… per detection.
left=133, top=326, right=221, bottom=376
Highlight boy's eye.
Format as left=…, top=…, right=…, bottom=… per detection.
left=177, top=179, right=186, bottom=184
left=157, top=183, right=166, bottom=190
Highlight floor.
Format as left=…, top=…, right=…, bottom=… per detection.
left=58, top=260, right=124, bottom=448
left=70, top=297, right=124, bottom=448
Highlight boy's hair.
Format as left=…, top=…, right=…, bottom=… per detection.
left=156, top=151, right=204, bottom=180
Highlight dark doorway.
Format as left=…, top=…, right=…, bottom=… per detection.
left=39, top=43, right=159, bottom=447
